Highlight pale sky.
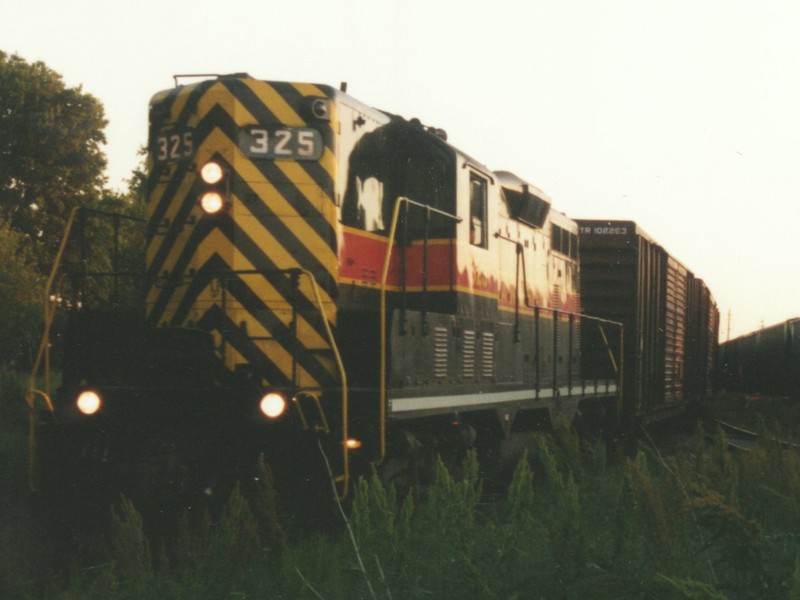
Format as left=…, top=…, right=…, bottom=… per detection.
left=3, top=0, right=799, bottom=339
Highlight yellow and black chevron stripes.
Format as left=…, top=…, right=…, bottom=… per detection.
left=145, top=77, right=338, bottom=389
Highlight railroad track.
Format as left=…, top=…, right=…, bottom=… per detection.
left=708, top=418, right=800, bottom=452
left=708, top=419, right=757, bottom=451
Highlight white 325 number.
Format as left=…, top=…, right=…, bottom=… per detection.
left=244, top=128, right=321, bottom=160
left=156, top=131, right=193, bottom=161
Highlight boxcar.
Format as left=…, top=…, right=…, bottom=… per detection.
left=577, top=220, right=719, bottom=424
left=718, top=318, right=800, bottom=398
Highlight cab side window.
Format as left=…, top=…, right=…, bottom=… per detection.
left=470, top=174, right=488, bottom=248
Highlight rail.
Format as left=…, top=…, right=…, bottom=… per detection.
left=295, top=268, right=351, bottom=498
left=25, top=206, right=145, bottom=490
left=379, top=196, right=462, bottom=460
left=709, top=418, right=800, bottom=451
left=541, top=307, right=623, bottom=398
left=214, top=267, right=351, bottom=497
left=379, top=198, right=625, bottom=457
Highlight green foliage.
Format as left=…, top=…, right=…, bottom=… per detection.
left=688, top=490, right=767, bottom=588
left=790, top=558, right=800, bottom=600
left=655, top=574, right=731, bottom=599
left=0, top=51, right=108, bottom=269
left=505, top=449, right=534, bottom=525
left=538, top=435, right=584, bottom=579
left=351, top=466, right=410, bottom=546
left=0, top=54, right=147, bottom=370
left=0, top=226, right=43, bottom=367
left=626, top=451, right=674, bottom=568
left=711, top=425, right=740, bottom=506
left=17, top=407, right=800, bottom=599
left=109, top=497, right=153, bottom=586
left=195, top=485, right=261, bottom=594
left=248, top=455, right=287, bottom=556
left=60, top=204, right=147, bottom=309
left=0, top=366, right=28, bottom=431
left=553, top=418, right=585, bottom=479
left=426, top=449, right=482, bottom=532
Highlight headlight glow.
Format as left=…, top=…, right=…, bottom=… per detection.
left=200, top=191, right=225, bottom=214
left=345, top=438, right=362, bottom=450
left=200, top=161, right=224, bottom=184
left=76, top=390, right=102, bottom=415
left=259, top=392, right=287, bottom=419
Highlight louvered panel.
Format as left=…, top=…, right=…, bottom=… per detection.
left=482, top=332, right=495, bottom=379
left=434, top=326, right=448, bottom=379
left=462, top=330, right=476, bottom=379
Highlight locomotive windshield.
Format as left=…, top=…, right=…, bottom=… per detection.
left=342, top=120, right=455, bottom=235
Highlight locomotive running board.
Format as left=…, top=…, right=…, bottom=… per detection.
left=388, top=383, right=619, bottom=415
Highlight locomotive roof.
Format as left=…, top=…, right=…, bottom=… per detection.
left=155, top=74, right=564, bottom=226
left=495, top=171, right=551, bottom=205
left=157, top=74, right=544, bottom=181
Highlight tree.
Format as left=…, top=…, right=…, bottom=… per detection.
left=0, top=225, right=44, bottom=367
left=0, top=51, right=108, bottom=269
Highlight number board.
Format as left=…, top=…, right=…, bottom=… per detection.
left=152, top=128, right=194, bottom=162
left=239, top=127, right=323, bottom=160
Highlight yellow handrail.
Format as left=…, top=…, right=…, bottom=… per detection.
left=25, top=206, right=83, bottom=491
left=296, top=269, right=350, bottom=498
left=379, top=197, right=461, bottom=461
left=26, top=206, right=82, bottom=412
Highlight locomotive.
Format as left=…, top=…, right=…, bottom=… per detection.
left=27, top=74, right=715, bottom=513
left=718, top=318, right=800, bottom=398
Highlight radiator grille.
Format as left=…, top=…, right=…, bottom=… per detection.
left=462, top=330, right=476, bottom=379
left=482, top=332, right=495, bottom=379
left=434, top=326, right=448, bottom=379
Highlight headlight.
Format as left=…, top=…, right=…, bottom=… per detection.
left=76, top=390, right=102, bottom=415
left=200, top=161, right=224, bottom=184
left=259, top=392, right=287, bottom=419
left=200, top=191, right=225, bottom=214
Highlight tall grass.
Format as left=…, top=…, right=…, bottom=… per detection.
left=0, top=368, right=42, bottom=600
left=10, top=391, right=800, bottom=599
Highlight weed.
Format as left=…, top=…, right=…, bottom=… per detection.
left=24, top=394, right=800, bottom=599
left=689, top=489, right=768, bottom=592
left=425, top=449, right=482, bottom=533
left=537, top=435, right=584, bottom=580
left=655, top=574, right=730, bottom=599
left=505, top=450, right=534, bottom=526
left=110, top=496, right=153, bottom=584
left=626, top=451, right=674, bottom=569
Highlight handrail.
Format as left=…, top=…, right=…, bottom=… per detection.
left=377, top=197, right=626, bottom=459
left=379, top=197, right=461, bottom=460
left=26, top=206, right=147, bottom=413
left=294, top=269, right=351, bottom=499
left=25, top=206, right=81, bottom=491
left=25, top=206, right=147, bottom=491
left=377, top=198, right=626, bottom=453
left=26, top=207, right=82, bottom=413
left=211, top=266, right=349, bottom=494
left=595, top=320, right=625, bottom=423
